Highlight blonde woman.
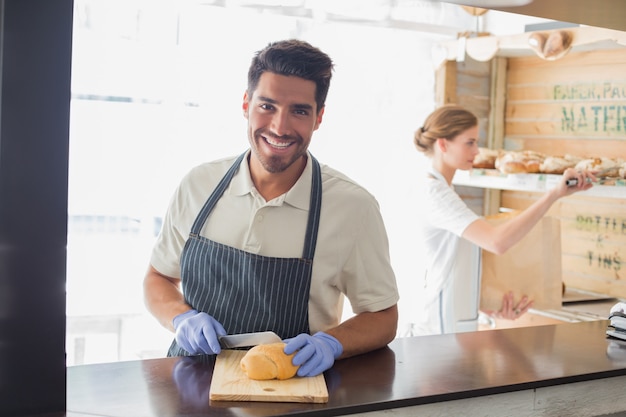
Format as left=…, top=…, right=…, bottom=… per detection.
left=411, top=104, right=595, bottom=335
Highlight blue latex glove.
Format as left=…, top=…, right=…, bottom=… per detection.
left=283, top=331, right=343, bottom=377
left=172, top=309, right=227, bottom=355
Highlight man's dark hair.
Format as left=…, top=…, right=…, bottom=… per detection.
left=247, top=39, right=334, bottom=114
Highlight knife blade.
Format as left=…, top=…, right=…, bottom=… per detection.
left=218, top=331, right=282, bottom=349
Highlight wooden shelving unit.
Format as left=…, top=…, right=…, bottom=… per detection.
left=453, top=169, right=626, bottom=199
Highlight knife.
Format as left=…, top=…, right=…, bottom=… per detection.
left=218, top=331, right=282, bottom=349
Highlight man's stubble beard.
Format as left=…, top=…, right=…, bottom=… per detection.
left=250, top=130, right=306, bottom=174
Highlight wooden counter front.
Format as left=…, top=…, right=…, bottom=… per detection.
left=66, top=321, right=626, bottom=417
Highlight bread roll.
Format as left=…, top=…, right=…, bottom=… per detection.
left=240, top=342, right=299, bottom=380
left=473, top=147, right=498, bottom=169
left=498, top=160, right=527, bottom=174
left=495, top=150, right=545, bottom=174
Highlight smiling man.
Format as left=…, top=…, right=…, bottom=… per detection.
left=143, top=39, right=399, bottom=377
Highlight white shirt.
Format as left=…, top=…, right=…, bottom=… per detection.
left=414, top=167, right=481, bottom=335
left=151, top=152, right=399, bottom=333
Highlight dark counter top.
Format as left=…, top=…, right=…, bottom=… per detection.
left=67, top=320, right=626, bottom=417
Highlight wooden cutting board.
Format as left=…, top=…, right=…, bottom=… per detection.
left=209, top=349, right=328, bottom=403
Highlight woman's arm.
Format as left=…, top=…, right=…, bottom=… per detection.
left=462, top=167, right=594, bottom=255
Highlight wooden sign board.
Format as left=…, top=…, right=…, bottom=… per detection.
left=505, top=48, right=626, bottom=158
left=558, top=196, right=626, bottom=298
left=480, top=212, right=563, bottom=312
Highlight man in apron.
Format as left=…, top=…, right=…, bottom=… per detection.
left=143, top=39, right=399, bottom=378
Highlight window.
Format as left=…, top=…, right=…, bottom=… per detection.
left=68, top=0, right=471, bottom=365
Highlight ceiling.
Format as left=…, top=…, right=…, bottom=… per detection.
left=198, top=0, right=626, bottom=34
left=444, top=0, right=626, bottom=32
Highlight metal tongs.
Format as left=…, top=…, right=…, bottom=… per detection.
left=565, top=167, right=614, bottom=186
left=607, top=311, right=626, bottom=341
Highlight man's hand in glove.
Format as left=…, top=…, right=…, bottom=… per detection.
left=172, top=309, right=227, bottom=355
left=283, top=331, right=343, bottom=377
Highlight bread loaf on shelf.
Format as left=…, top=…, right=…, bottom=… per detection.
left=574, top=157, right=623, bottom=178
left=495, top=150, right=546, bottom=174
left=240, top=342, right=299, bottom=380
left=540, top=154, right=582, bottom=174
left=473, top=147, right=499, bottom=169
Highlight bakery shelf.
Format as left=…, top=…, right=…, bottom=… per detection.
left=452, top=169, right=626, bottom=199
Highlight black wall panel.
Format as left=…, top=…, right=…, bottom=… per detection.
left=0, top=1, right=73, bottom=415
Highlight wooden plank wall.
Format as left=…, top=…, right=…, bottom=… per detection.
left=506, top=48, right=626, bottom=157
left=438, top=56, right=491, bottom=216
left=503, top=48, right=626, bottom=298
left=502, top=190, right=626, bottom=299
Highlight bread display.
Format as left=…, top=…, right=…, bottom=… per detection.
left=494, top=150, right=546, bottom=174
left=473, top=149, right=625, bottom=180
left=240, top=343, right=299, bottom=380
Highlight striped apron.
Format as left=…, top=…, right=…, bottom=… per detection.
left=167, top=152, right=322, bottom=357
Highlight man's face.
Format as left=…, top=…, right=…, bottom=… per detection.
left=243, top=72, right=324, bottom=174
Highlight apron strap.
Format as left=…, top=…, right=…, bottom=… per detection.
left=302, top=155, right=322, bottom=260
left=189, top=152, right=247, bottom=235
